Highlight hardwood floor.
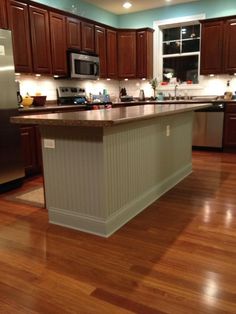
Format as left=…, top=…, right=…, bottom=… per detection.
left=0, top=151, right=236, bottom=313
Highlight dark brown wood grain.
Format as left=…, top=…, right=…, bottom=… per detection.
left=0, top=151, right=236, bottom=313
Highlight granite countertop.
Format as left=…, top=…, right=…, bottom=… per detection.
left=12, top=103, right=212, bottom=127
left=18, top=98, right=236, bottom=113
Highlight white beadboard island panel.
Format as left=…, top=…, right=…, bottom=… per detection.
left=40, top=111, right=193, bottom=237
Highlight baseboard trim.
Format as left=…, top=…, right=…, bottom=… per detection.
left=48, top=163, right=192, bottom=237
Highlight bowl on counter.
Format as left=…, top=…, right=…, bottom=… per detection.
left=22, top=96, right=34, bottom=107
left=31, top=95, right=47, bottom=106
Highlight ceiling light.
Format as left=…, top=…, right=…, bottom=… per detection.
left=123, top=2, right=132, bottom=9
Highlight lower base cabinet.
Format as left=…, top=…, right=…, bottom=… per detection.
left=20, top=125, right=42, bottom=176
left=224, top=104, right=236, bottom=149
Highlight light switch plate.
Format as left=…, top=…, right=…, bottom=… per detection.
left=44, top=139, right=55, bottom=149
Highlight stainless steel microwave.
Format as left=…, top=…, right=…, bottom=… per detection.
left=69, top=52, right=99, bottom=79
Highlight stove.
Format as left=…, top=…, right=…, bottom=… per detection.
left=57, top=86, right=112, bottom=110
left=57, top=87, right=87, bottom=106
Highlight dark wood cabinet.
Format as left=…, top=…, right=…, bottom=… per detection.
left=95, top=25, right=106, bottom=78
left=29, top=5, right=52, bottom=74
left=34, top=125, right=43, bottom=172
left=7, top=0, right=32, bottom=73
left=67, top=16, right=81, bottom=50
left=106, top=29, right=117, bottom=79
left=118, top=31, right=136, bottom=78
left=224, top=104, right=236, bottom=148
left=136, top=30, right=153, bottom=79
left=200, top=20, right=224, bottom=75
left=0, top=0, right=8, bottom=29
left=81, top=21, right=94, bottom=52
left=223, top=19, right=236, bottom=74
left=201, top=18, right=236, bottom=75
left=49, top=11, right=67, bottom=75
left=20, top=126, right=38, bottom=176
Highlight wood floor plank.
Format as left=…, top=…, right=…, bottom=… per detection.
left=0, top=151, right=236, bottom=313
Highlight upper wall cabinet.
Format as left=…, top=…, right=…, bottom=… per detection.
left=67, top=17, right=81, bottom=50
left=200, top=20, right=224, bottom=75
left=7, top=0, right=32, bottom=73
left=81, top=21, right=95, bottom=52
left=95, top=25, right=107, bottom=78
left=49, top=12, right=67, bottom=75
left=106, top=29, right=117, bottom=79
left=200, top=18, right=236, bottom=75
left=29, top=5, right=52, bottom=74
left=223, top=19, right=236, bottom=74
left=136, top=30, right=153, bottom=79
left=118, top=31, right=136, bottom=78
left=0, top=0, right=8, bottom=29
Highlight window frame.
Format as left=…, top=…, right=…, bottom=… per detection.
left=153, top=14, right=205, bottom=89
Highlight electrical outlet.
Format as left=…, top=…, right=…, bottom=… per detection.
left=44, top=139, right=55, bottom=149
left=166, top=125, right=170, bottom=137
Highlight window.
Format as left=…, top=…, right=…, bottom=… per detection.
left=161, top=23, right=200, bottom=84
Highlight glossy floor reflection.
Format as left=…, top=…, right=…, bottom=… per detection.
left=0, top=151, right=236, bottom=313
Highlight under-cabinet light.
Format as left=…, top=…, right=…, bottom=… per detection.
left=142, top=78, right=146, bottom=81
left=106, top=78, right=111, bottom=81
left=53, top=75, right=59, bottom=78
left=15, top=73, right=21, bottom=76
left=35, top=74, right=41, bottom=77
left=124, top=78, right=128, bottom=81
left=209, top=74, right=215, bottom=77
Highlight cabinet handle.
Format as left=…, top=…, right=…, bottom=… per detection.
left=230, top=117, right=236, bottom=120
left=230, top=23, right=236, bottom=26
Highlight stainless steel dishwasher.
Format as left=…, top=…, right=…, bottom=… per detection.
left=192, top=103, right=225, bottom=149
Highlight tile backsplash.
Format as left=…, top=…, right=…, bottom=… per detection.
left=17, top=74, right=236, bottom=102
left=17, top=75, right=120, bottom=102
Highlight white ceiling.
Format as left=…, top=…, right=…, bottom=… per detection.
left=84, top=0, right=198, bottom=15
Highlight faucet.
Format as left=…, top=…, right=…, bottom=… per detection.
left=174, top=85, right=178, bottom=100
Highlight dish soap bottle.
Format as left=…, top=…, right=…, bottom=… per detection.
left=224, top=80, right=233, bottom=100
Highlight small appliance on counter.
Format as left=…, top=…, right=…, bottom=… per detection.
left=120, top=95, right=134, bottom=102
left=139, top=89, right=145, bottom=101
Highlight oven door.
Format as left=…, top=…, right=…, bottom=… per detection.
left=70, top=53, right=99, bottom=79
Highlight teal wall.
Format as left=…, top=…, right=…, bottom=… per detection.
left=118, top=0, right=236, bottom=28
left=34, top=0, right=118, bottom=27
left=32, top=0, right=236, bottom=29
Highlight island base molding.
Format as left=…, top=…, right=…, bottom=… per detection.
left=41, top=112, right=193, bottom=237
left=48, top=163, right=191, bottom=237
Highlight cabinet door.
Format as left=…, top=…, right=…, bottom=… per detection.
left=81, top=21, right=94, bottom=52
left=34, top=125, right=43, bottom=173
left=7, top=0, right=32, bottom=73
left=136, top=30, right=153, bottom=79
left=106, top=29, right=117, bottom=78
left=95, top=26, right=107, bottom=78
left=49, top=12, right=67, bottom=75
left=224, top=19, right=236, bottom=74
left=29, top=5, right=52, bottom=74
left=118, top=31, right=136, bottom=78
left=67, top=17, right=81, bottom=50
left=224, top=113, right=236, bottom=147
left=20, top=126, right=38, bottom=176
left=200, top=21, right=224, bottom=75
left=0, top=0, right=8, bottom=29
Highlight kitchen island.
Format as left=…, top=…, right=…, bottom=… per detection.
left=11, top=103, right=211, bottom=237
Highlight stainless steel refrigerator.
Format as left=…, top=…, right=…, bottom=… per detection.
left=0, top=29, right=24, bottom=192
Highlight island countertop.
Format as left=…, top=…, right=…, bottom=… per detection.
left=11, top=103, right=212, bottom=127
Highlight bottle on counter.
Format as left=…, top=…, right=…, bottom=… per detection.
left=224, top=80, right=233, bottom=100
